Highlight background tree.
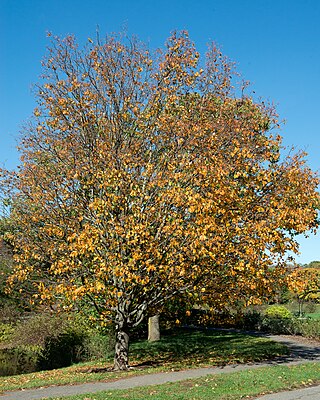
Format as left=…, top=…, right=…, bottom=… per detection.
left=1, top=31, right=319, bottom=370
left=0, top=214, right=35, bottom=321
left=0, top=225, right=15, bottom=317
left=304, top=260, right=320, bottom=269
left=288, top=267, right=320, bottom=316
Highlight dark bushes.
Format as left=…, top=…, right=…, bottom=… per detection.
left=0, top=312, right=112, bottom=376
left=0, top=346, right=40, bottom=376
left=37, top=330, right=86, bottom=370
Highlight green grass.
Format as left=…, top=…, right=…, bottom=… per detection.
left=300, top=303, right=320, bottom=321
left=47, top=362, right=320, bottom=400
left=305, top=312, right=320, bottom=320
left=129, top=329, right=288, bottom=368
left=0, top=329, right=288, bottom=393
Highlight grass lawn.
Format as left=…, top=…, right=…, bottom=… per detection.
left=305, top=305, right=320, bottom=320
left=306, top=312, right=320, bottom=320
left=0, top=329, right=288, bottom=393
left=44, top=362, right=320, bottom=400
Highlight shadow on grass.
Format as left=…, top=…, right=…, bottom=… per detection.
left=129, top=328, right=289, bottom=368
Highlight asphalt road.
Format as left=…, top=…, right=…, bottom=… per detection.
left=0, top=332, right=319, bottom=400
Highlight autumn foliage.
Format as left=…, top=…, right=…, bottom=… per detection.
left=288, top=267, right=320, bottom=315
left=1, top=31, right=319, bottom=369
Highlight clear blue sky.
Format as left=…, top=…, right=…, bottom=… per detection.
left=1, top=0, right=319, bottom=264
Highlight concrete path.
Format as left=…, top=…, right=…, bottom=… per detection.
left=0, top=333, right=319, bottom=400
left=255, top=385, right=320, bottom=400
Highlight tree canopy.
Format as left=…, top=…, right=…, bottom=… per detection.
left=1, top=31, right=319, bottom=369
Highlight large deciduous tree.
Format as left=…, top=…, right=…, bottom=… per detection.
left=1, top=31, right=319, bottom=370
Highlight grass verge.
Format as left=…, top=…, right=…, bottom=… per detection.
left=48, top=362, right=320, bottom=400
left=0, top=329, right=288, bottom=393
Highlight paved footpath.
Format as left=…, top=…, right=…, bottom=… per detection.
left=255, top=384, right=320, bottom=400
left=1, top=332, right=319, bottom=400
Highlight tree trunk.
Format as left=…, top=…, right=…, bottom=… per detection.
left=298, top=298, right=304, bottom=318
left=148, top=315, right=160, bottom=342
left=114, top=329, right=130, bottom=370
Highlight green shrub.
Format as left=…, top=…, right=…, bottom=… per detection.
left=11, top=312, right=71, bottom=347
left=0, top=304, right=21, bottom=324
left=264, top=305, right=292, bottom=319
left=288, top=318, right=320, bottom=340
left=260, top=316, right=293, bottom=334
left=259, top=305, right=293, bottom=334
left=82, top=333, right=113, bottom=360
left=0, top=323, right=14, bottom=343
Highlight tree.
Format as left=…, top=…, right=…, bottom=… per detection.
left=0, top=233, right=14, bottom=310
left=304, top=260, right=320, bottom=269
left=288, top=267, right=320, bottom=316
left=1, top=31, right=319, bottom=370
left=0, top=215, right=33, bottom=320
